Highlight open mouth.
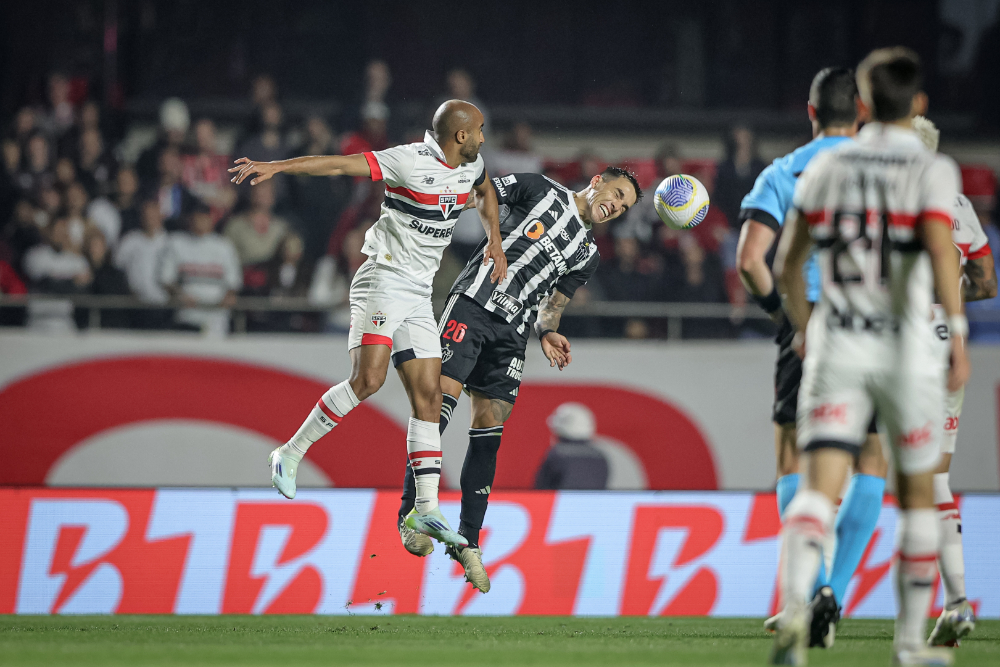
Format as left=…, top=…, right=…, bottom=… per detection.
left=599, top=204, right=609, bottom=219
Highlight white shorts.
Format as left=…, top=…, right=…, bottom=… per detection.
left=942, top=386, right=964, bottom=455
left=348, top=260, right=441, bottom=366
left=797, top=356, right=944, bottom=476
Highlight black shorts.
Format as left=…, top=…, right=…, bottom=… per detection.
left=439, top=294, right=526, bottom=404
left=773, top=316, right=877, bottom=434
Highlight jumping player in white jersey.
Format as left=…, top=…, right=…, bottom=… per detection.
left=913, top=116, right=997, bottom=647
left=771, top=48, right=969, bottom=666
left=230, top=100, right=507, bottom=549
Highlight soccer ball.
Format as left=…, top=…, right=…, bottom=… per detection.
left=653, top=174, right=710, bottom=230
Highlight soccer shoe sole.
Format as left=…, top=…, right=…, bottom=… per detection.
left=268, top=449, right=296, bottom=499
left=808, top=586, right=839, bottom=648
left=892, top=647, right=954, bottom=666
left=446, top=545, right=490, bottom=593
left=404, top=509, right=468, bottom=549
left=769, top=612, right=808, bottom=666
left=398, top=520, right=434, bottom=557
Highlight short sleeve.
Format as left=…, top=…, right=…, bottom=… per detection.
left=364, top=145, right=416, bottom=187
left=473, top=157, right=487, bottom=186
left=490, top=173, right=546, bottom=206
left=739, top=164, right=783, bottom=231
left=921, top=156, right=962, bottom=225
left=959, top=196, right=992, bottom=260
left=555, top=250, right=600, bottom=299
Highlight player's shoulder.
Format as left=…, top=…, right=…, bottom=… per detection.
left=492, top=172, right=554, bottom=199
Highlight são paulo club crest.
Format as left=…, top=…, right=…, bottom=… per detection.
left=371, top=311, right=387, bottom=329
left=438, top=194, right=458, bottom=217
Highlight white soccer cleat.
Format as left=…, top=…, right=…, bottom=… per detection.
left=928, top=600, right=976, bottom=647
left=398, top=516, right=434, bottom=557
left=892, top=646, right=954, bottom=666
left=447, top=545, right=490, bottom=593
left=269, top=447, right=298, bottom=499
left=769, top=608, right=808, bottom=666
left=404, top=508, right=468, bottom=549
left=764, top=611, right=782, bottom=633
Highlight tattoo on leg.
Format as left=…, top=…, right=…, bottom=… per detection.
left=490, top=399, right=513, bottom=423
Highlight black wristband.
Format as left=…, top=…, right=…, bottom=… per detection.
left=538, top=328, right=555, bottom=341
left=753, top=287, right=783, bottom=314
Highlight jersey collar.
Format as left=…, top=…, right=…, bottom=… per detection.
left=857, top=122, right=924, bottom=150
left=423, top=130, right=458, bottom=169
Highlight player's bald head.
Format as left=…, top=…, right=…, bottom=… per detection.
left=432, top=100, right=483, bottom=145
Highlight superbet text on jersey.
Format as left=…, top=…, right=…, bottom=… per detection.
left=793, top=122, right=962, bottom=474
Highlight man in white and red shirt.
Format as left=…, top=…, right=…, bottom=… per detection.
left=231, top=100, right=506, bottom=549
left=913, top=115, right=996, bottom=648
left=771, top=48, right=969, bottom=665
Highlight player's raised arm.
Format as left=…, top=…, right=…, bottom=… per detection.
left=473, top=169, right=506, bottom=283
left=534, top=290, right=573, bottom=370
left=773, top=210, right=813, bottom=338
left=229, top=154, right=372, bottom=185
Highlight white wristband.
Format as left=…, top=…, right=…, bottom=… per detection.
left=948, top=314, right=969, bottom=339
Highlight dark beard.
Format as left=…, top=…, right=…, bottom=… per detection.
left=459, top=143, right=480, bottom=163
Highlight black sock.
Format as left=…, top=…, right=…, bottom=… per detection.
left=399, top=393, right=461, bottom=520
left=458, top=426, right=503, bottom=548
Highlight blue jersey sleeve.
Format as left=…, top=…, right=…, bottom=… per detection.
left=738, top=164, right=786, bottom=231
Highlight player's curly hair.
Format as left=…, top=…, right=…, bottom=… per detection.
left=601, top=166, right=644, bottom=201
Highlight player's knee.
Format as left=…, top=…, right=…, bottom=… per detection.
left=351, top=367, right=387, bottom=400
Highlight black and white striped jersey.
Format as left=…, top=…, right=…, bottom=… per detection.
left=450, top=173, right=600, bottom=335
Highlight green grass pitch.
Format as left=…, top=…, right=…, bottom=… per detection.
left=1, top=616, right=998, bottom=666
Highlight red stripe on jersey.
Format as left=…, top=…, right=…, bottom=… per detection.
left=968, top=244, right=993, bottom=260
left=316, top=400, right=342, bottom=423
left=957, top=242, right=972, bottom=260
left=386, top=185, right=470, bottom=207
left=887, top=213, right=918, bottom=228
left=435, top=157, right=456, bottom=170
left=898, top=552, right=938, bottom=563
left=361, top=333, right=392, bottom=347
left=364, top=152, right=383, bottom=181
left=785, top=515, right=827, bottom=534
left=408, top=450, right=442, bottom=460
left=919, top=210, right=953, bottom=227
left=804, top=211, right=826, bottom=226
left=936, top=502, right=959, bottom=512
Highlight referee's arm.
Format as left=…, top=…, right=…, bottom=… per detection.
left=736, top=210, right=782, bottom=320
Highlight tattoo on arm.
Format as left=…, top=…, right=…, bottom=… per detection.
left=534, top=291, right=570, bottom=337
left=963, top=257, right=998, bottom=302
left=489, top=399, right=514, bottom=424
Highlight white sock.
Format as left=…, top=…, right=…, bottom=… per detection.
left=282, top=380, right=360, bottom=462
left=895, top=508, right=940, bottom=650
left=780, top=489, right=834, bottom=615
left=407, top=417, right=441, bottom=514
left=933, top=472, right=966, bottom=607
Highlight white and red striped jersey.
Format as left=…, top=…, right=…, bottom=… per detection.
left=952, top=193, right=991, bottom=265
left=792, top=122, right=961, bottom=357
left=362, top=131, right=486, bottom=288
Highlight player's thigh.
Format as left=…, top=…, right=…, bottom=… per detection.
left=772, top=318, right=802, bottom=427
left=464, top=321, right=526, bottom=411
left=469, top=391, right=514, bottom=429
left=856, top=414, right=887, bottom=478
left=941, top=386, right=964, bottom=459
left=348, top=344, right=391, bottom=397
left=874, top=365, right=945, bottom=479
left=438, top=295, right=487, bottom=393
left=774, top=423, right=799, bottom=476
left=796, top=361, right=873, bottom=461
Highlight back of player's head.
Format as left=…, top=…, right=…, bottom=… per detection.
left=601, top=166, right=644, bottom=201
left=856, top=47, right=923, bottom=122
left=809, top=67, right=858, bottom=128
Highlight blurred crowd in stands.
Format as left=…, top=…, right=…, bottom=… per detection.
left=2, top=62, right=998, bottom=340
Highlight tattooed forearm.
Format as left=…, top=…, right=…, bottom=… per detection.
left=534, top=291, right=571, bottom=337
left=963, top=256, right=998, bottom=302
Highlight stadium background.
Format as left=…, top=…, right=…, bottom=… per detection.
left=1, top=0, right=999, bottom=620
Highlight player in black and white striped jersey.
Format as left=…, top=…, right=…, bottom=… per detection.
left=397, top=167, right=641, bottom=592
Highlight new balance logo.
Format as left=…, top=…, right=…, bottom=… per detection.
left=475, top=486, right=491, bottom=495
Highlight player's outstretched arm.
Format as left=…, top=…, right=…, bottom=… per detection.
left=924, top=216, right=971, bottom=390
left=473, top=170, right=507, bottom=283
left=535, top=290, right=573, bottom=371
left=963, top=253, right=997, bottom=302
left=773, top=211, right=813, bottom=337
left=229, top=154, right=371, bottom=185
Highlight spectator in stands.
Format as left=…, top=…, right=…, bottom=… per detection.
left=365, top=60, right=392, bottom=105
left=114, top=167, right=142, bottom=235
left=23, top=215, right=91, bottom=293
left=291, top=115, right=350, bottom=259
left=1, top=138, right=19, bottom=223
left=714, top=125, right=765, bottom=231
left=0, top=257, right=26, bottom=296
left=535, top=403, right=609, bottom=490
left=16, top=132, right=55, bottom=195
left=183, top=118, right=236, bottom=223
left=63, top=182, right=103, bottom=251
left=35, top=185, right=62, bottom=230
left=251, top=74, right=278, bottom=108
left=244, top=233, right=317, bottom=332
left=54, top=157, right=77, bottom=191
left=159, top=203, right=241, bottom=336
left=309, top=226, right=367, bottom=331
left=136, top=98, right=190, bottom=183
left=3, top=200, right=42, bottom=274
left=11, top=107, right=38, bottom=147
left=598, top=236, right=661, bottom=301
left=75, top=128, right=116, bottom=197
left=489, top=122, right=543, bottom=176
left=224, top=179, right=290, bottom=266
left=341, top=101, right=390, bottom=156
left=147, top=146, right=198, bottom=232
left=38, top=72, right=76, bottom=140
left=615, top=144, right=682, bottom=248
left=115, top=198, right=169, bottom=307
left=237, top=101, right=290, bottom=201
left=80, top=227, right=130, bottom=329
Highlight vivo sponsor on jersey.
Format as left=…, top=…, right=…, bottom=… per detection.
left=3, top=488, right=999, bottom=618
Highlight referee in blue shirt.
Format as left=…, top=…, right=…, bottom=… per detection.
left=736, top=67, right=888, bottom=648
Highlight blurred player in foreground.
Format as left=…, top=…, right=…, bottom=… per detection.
left=738, top=67, right=887, bottom=647
left=913, top=115, right=996, bottom=647
left=396, top=167, right=640, bottom=592
left=230, top=100, right=507, bottom=549
left=770, top=48, right=969, bottom=666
